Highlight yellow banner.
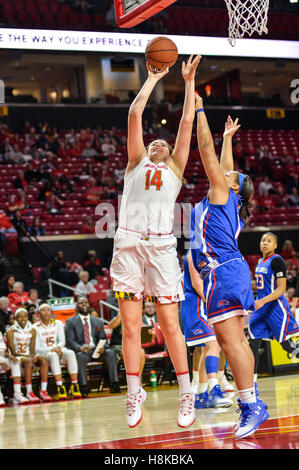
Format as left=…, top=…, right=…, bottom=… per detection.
left=270, top=337, right=299, bottom=366
left=266, top=108, right=285, bottom=119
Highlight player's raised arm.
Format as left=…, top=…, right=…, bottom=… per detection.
left=220, top=115, right=241, bottom=172
left=195, top=93, right=228, bottom=204
left=127, top=64, right=169, bottom=172
left=171, top=55, right=202, bottom=177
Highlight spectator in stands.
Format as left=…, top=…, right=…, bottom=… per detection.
left=109, top=311, right=146, bottom=384
left=65, top=297, right=120, bottom=397
left=69, top=142, right=81, bottom=158
left=0, top=296, right=11, bottom=328
left=26, top=289, right=40, bottom=309
left=0, top=275, right=15, bottom=297
left=2, top=137, right=14, bottom=163
left=81, top=141, right=99, bottom=158
left=287, top=187, right=299, bottom=206
left=75, top=271, right=97, bottom=297
left=273, top=185, right=288, bottom=207
left=24, top=162, right=38, bottom=184
left=101, top=137, right=116, bottom=155
left=8, top=282, right=29, bottom=313
left=84, top=250, right=103, bottom=279
left=47, top=192, right=64, bottom=214
left=259, top=190, right=274, bottom=213
left=8, top=144, right=24, bottom=164
left=81, top=216, right=94, bottom=234
left=281, top=240, right=296, bottom=260
left=5, top=313, right=15, bottom=331
left=83, top=177, right=102, bottom=206
left=114, top=161, right=125, bottom=184
left=29, top=216, right=45, bottom=236
left=12, top=209, right=28, bottom=236
left=7, top=194, right=25, bottom=216
left=287, top=173, right=299, bottom=194
left=142, top=302, right=166, bottom=355
left=0, top=211, right=17, bottom=253
left=142, top=301, right=158, bottom=325
left=14, top=170, right=28, bottom=190
left=22, top=147, right=33, bottom=163
left=258, top=176, right=274, bottom=196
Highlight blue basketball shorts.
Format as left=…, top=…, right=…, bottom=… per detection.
left=203, top=258, right=255, bottom=325
left=181, top=291, right=216, bottom=346
left=248, top=296, right=299, bottom=343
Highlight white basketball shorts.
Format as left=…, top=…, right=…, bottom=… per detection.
left=110, top=232, right=184, bottom=304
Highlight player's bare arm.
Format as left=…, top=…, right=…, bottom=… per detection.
left=220, top=115, right=241, bottom=172
left=6, top=329, right=17, bottom=357
left=195, top=93, right=228, bottom=205
left=169, top=54, right=202, bottom=179
left=187, top=251, right=206, bottom=302
left=255, top=277, right=287, bottom=311
left=127, top=64, right=169, bottom=173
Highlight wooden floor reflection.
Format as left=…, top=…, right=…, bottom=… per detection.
left=0, top=374, right=298, bottom=449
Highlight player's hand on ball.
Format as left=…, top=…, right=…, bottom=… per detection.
left=182, top=54, right=202, bottom=82
left=146, top=61, right=169, bottom=80
left=195, top=91, right=203, bottom=109
left=223, top=115, right=241, bottom=138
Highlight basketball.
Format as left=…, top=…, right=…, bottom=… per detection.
left=145, top=36, right=178, bottom=72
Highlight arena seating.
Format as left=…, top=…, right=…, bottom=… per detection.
left=1, top=127, right=298, bottom=239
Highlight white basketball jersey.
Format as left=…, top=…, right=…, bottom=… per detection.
left=12, top=323, right=33, bottom=356
left=118, top=157, right=181, bottom=236
left=33, top=319, right=64, bottom=353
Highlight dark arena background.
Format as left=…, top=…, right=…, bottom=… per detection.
left=0, top=0, right=298, bottom=453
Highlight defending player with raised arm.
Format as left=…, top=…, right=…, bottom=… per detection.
left=249, top=232, right=299, bottom=375
left=110, top=55, right=201, bottom=429
left=191, top=93, right=269, bottom=439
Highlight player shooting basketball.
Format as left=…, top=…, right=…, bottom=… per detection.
left=110, top=53, right=201, bottom=429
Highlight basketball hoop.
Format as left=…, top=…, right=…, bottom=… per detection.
left=224, top=0, right=270, bottom=46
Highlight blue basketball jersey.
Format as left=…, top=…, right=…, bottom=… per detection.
left=191, top=189, right=244, bottom=275
left=255, top=254, right=287, bottom=300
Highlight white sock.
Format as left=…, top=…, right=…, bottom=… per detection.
left=26, top=384, right=32, bottom=394
left=177, top=372, right=192, bottom=395
left=238, top=387, right=256, bottom=404
left=126, top=373, right=140, bottom=395
left=218, top=370, right=224, bottom=380
left=198, top=382, right=208, bottom=394
left=208, top=378, right=219, bottom=391
left=14, top=383, right=21, bottom=394
left=192, top=370, right=199, bottom=382
left=254, top=373, right=258, bottom=384
left=56, top=380, right=63, bottom=387
left=41, top=381, right=48, bottom=391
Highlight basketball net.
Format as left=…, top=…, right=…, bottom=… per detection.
left=224, top=0, right=270, bottom=46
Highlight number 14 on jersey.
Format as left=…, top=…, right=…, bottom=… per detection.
left=145, top=169, right=163, bottom=191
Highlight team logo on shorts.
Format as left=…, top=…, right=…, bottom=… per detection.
left=195, top=329, right=203, bottom=334
left=198, top=260, right=207, bottom=269
left=217, top=300, right=230, bottom=308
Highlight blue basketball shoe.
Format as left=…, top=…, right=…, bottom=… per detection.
left=234, top=401, right=269, bottom=439
left=206, top=385, right=233, bottom=408
left=194, top=391, right=208, bottom=409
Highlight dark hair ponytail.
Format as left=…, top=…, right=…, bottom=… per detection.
left=239, top=174, right=254, bottom=223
